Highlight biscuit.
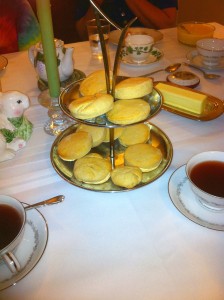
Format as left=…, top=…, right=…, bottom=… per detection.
left=79, top=70, right=112, bottom=96
left=115, top=77, right=153, bottom=99
left=57, top=131, right=92, bottom=161
left=106, top=99, right=150, bottom=125
left=68, top=93, right=114, bottom=119
left=111, top=166, right=142, bottom=188
left=76, top=124, right=107, bottom=147
left=118, top=124, right=150, bottom=147
left=73, top=153, right=111, bottom=184
left=124, top=143, right=163, bottom=172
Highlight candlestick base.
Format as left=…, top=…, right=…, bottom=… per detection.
left=38, top=89, right=74, bottom=136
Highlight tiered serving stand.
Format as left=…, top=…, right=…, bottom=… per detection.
left=50, top=2, right=173, bottom=192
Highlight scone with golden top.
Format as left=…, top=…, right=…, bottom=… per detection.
left=76, top=124, right=107, bottom=147
left=124, top=143, right=163, bottom=172
left=103, top=127, right=124, bottom=143
left=68, top=93, right=114, bottom=120
left=118, top=124, right=150, bottom=147
left=111, top=166, right=142, bottom=188
left=73, top=153, right=111, bottom=184
left=57, top=131, right=92, bottom=161
left=79, top=70, right=112, bottom=96
left=106, top=99, right=150, bottom=125
left=115, top=77, right=153, bottom=99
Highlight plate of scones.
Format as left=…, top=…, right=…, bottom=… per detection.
left=51, top=70, right=173, bottom=192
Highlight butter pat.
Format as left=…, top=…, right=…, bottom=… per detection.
left=156, top=82, right=208, bottom=115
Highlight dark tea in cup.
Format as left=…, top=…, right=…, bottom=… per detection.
left=0, top=204, right=23, bottom=250
left=186, top=151, right=224, bottom=210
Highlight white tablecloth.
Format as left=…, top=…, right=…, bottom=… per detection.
left=0, top=23, right=224, bottom=300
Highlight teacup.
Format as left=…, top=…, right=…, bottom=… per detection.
left=196, top=38, right=224, bottom=66
left=125, top=34, right=154, bottom=63
left=186, top=151, right=224, bottom=210
left=0, top=195, right=26, bottom=273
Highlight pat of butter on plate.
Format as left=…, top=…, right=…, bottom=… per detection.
left=155, top=82, right=208, bottom=115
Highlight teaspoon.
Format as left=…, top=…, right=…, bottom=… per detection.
left=116, top=63, right=181, bottom=81
left=25, top=195, right=65, bottom=211
left=184, top=62, right=221, bottom=79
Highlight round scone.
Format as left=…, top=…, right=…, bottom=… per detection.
left=73, top=153, right=111, bottom=184
left=115, top=77, right=153, bottom=99
left=57, top=131, right=92, bottom=161
left=124, top=143, right=163, bottom=172
left=79, top=70, right=112, bottom=96
left=103, top=127, right=124, bottom=143
left=111, top=166, right=142, bottom=188
left=76, top=124, right=106, bottom=147
left=118, top=124, right=150, bottom=147
left=68, top=93, right=114, bottom=119
left=106, top=99, right=150, bottom=125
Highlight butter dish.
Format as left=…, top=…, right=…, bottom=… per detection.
left=154, top=81, right=223, bottom=121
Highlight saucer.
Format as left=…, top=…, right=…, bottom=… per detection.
left=168, top=165, right=224, bottom=231
left=121, top=47, right=163, bottom=66
left=0, top=56, right=8, bottom=71
left=186, top=50, right=224, bottom=70
left=38, top=69, right=86, bottom=91
left=0, top=205, right=48, bottom=290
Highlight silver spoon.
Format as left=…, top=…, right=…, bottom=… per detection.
left=117, top=63, right=181, bottom=81
left=184, top=62, right=221, bottom=79
left=25, top=195, right=65, bottom=211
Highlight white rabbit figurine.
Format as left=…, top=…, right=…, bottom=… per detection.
left=0, top=91, right=33, bottom=162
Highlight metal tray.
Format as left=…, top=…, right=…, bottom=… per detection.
left=59, top=80, right=162, bottom=128
left=50, top=122, right=173, bottom=192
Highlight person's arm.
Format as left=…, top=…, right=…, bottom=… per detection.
left=75, top=0, right=104, bottom=41
left=125, top=0, right=177, bottom=29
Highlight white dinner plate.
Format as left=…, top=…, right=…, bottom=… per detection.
left=121, top=47, right=163, bottom=66
left=0, top=206, right=48, bottom=291
left=186, top=50, right=224, bottom=70
left=109, top=28, right=163, bottom=45
left=168, top=165, right=224, bottom=231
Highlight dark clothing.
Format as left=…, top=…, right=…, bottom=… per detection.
left=74, top=0, right=178, bottom=28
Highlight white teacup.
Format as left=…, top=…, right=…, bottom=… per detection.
left=125, top=34, right=154, bottom=63
left=186, top=151, right=224, bottom=210
left=0, top=195, right=26, bottom=273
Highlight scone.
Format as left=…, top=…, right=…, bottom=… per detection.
left=103, top=127, right=124, bottom=143
left=124, top=143, right=163, bottom=172
left=57, top=131, right=92, bottom=161
left=111, top=166, right=142, bottom=188
left=73, top=153, right=111, bottom=184
left=118, top=124, right=150, bottom=147
left=68, top=93, right=114, bottom=119
left=106, top=99, right=150, bottom=125
left=76, top=124, right=106, bottom=147
left=79, top=70, right=112, bottom=96
left=115, top=77, right=153, bottom=99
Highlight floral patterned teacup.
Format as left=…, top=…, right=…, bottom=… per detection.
left=125, top=34, right=154, bottom=63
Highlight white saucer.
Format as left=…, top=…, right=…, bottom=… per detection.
left=186, top=50, right=224, bottom=70
left=121, top=47, right=163, bottom=66
left=168, top=165, right=224, bottom=231
left=0, top=205, right=48, bottom=290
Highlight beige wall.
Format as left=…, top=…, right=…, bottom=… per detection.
left=178, top=0, right=224, bottom=25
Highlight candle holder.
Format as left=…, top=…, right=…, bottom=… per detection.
left=38, top=89, right=73, bottom=136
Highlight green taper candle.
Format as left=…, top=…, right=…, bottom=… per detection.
left=36, top=0, right=60, bottom=98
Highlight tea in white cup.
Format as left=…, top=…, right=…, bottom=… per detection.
left=186, top=151, right=224, bottom=210
left=125, top=34, right=154, bottom=63
left=0, top=195, right=26, bottom=273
